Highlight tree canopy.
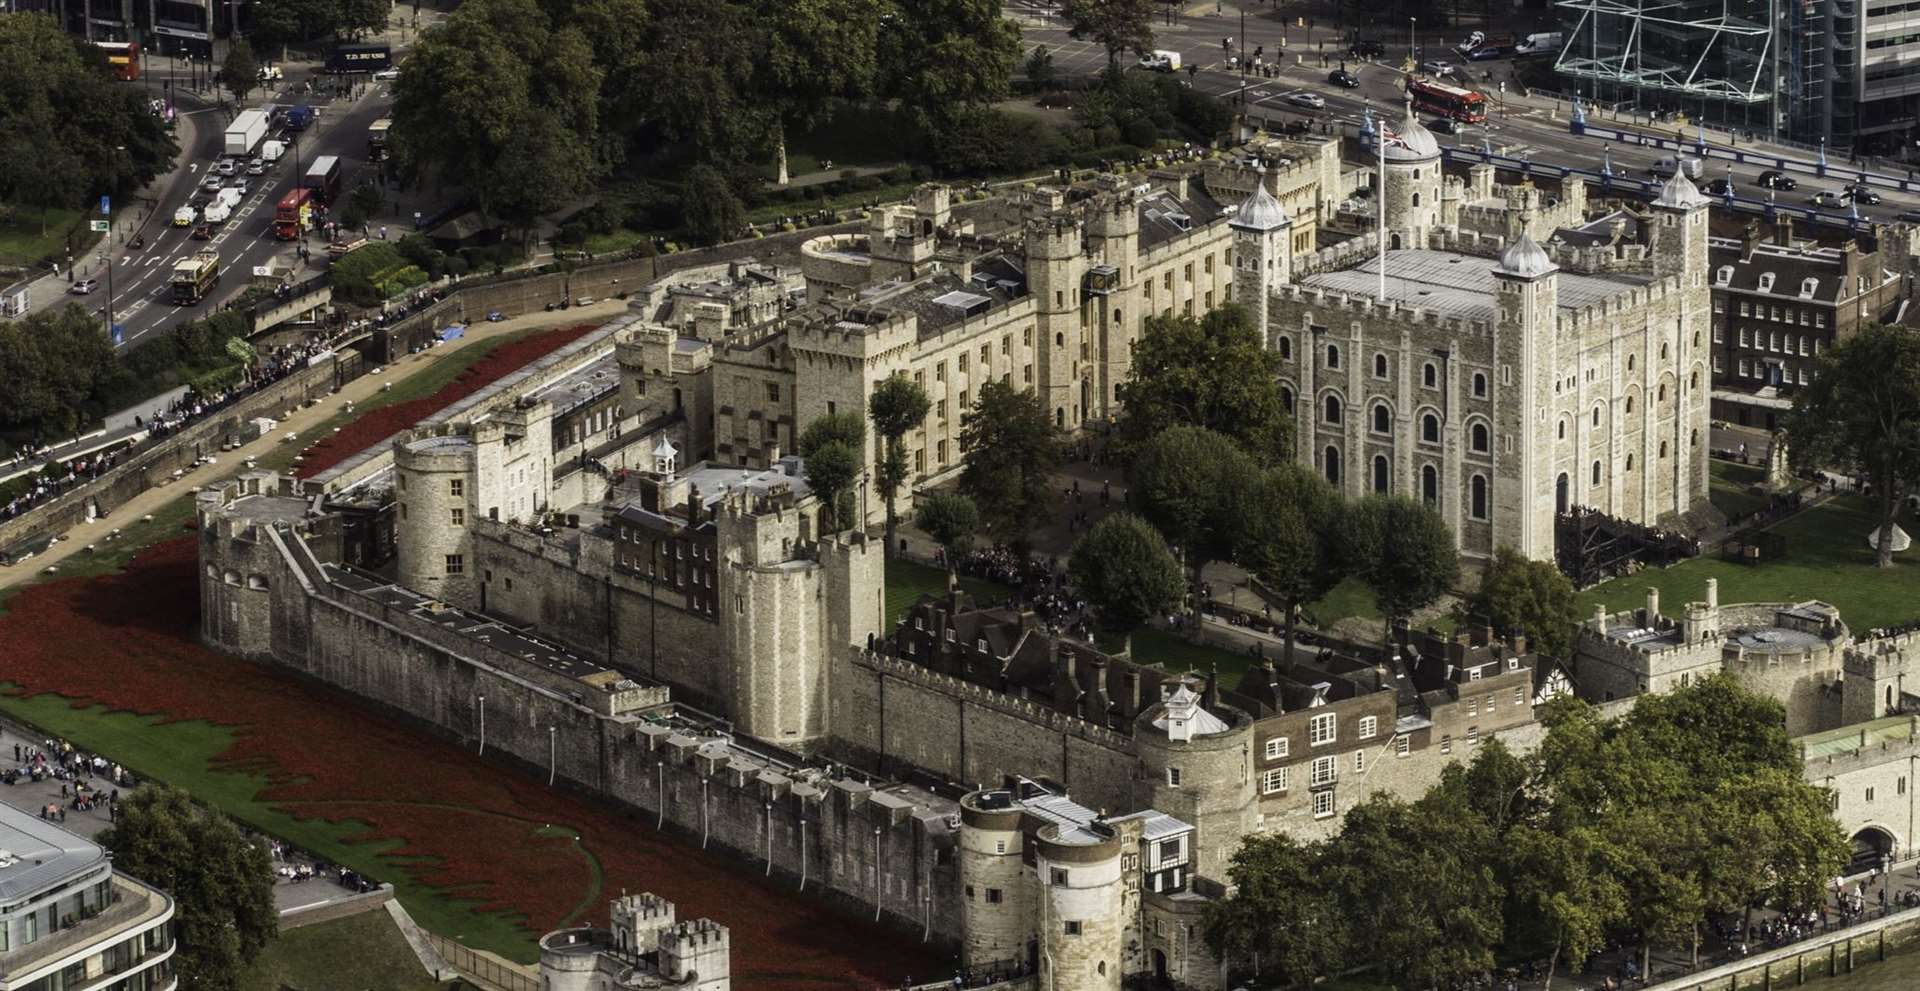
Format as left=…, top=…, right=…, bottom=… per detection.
left=1059, top=0, right=1156, bottom=68
left=914, top=491, right=979, bottom=568
left=1342, top=495, right=1459, bottom=637
left=1466, top=545, right=1582, bottom=662
left=800, top=411, right=867, bottom=533
left=1784, top=323, right=1920, bottom=566
left=1234, top=463, right=1345, bottom=661
left=957, top=379, right=1061, bottom=548
left=101, top=786, right=277, bottom=991
left=1129, top=426, right=1254, bottom=620
left=1116, top=304, right=1291, bottom=462
left=870, top=374, right=932, bottom=555
left=1068, top=511, right=1183, bottom=649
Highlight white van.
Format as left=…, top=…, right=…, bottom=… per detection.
left=1649, top=156, right=1704, bottom=180
left=215, top=187, right=242, bottom=210
left=202, top=201, right=232, bottom=225
left=1138, top=50, right=1182, bottom=72
left=172, top=204, right=197, bottom=227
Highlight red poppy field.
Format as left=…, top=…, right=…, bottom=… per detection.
left=0, top=534, right=945, bottom=988
left=295, top=324, right=597, bottom=479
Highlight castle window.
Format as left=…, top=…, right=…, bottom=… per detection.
left=1396, top=735, right=1411, bottom=757
left=1412, top=192, right=1421, bottom=207
left=1422, top=363, right=1438, bottom=388
left=1626, top=454, right=1634, bottom=471
left=1324, top=445, right=1341, bottom=484
left=1628, top=354, right=1636, bottom=371
left=1374, top=353, right=1388, bottom=378
left=1659, top=441, right=1668, bottom=458
left=986, top=888, right=1003, bottom=903
left=1372, top=455, right=1389, bottom=494
left=1867, top=787, right=1876, bottom=803
left=1167, top=767, right=1182, bottom=786
left=1626, top=395, right=1635, bottom=414
left=1261, top=768, right=1288, bottom=794
left=1690, top=371, right=1698, bottom=390
left=1051, top=868, right=1068, bottom=886
left=936, top=399, right=947, bottom=421
left=449, top=479, right=464, bottom=497
left=1324, top=395, right=1343, bottom=424
left=1310, top=755, right=1337, bottom=785
left=1281, top=386, right=1295, bottom=413
left=1265, top=737, right=1289, bottom=759
left=1691, top=429, right=1699, bottom=448
left=1279, top=336, right=1293, bottom=360
left=1440, top=734, right=1452, bottom=754
left=1472, top=372, right=1487, bottom=398
left=1470, top=474, right=1488, bottom=520
left=1592, top=406, right=1601, bottom=427
left=1311, top=790, right=1335, bottom=818
left=1063, top=921, right=1082, bottom=936
left=1310, top=712, right=1336, bottom=746
left=1326, top=344, right=1341, bottom=369
left=1422, top=465, right=1438, bottom=506
left=1515, top=686, right=1526, bottom=705
left=1557, top=419, right=1567, bottom=440
left=445, top=555, right=464, bottom=575
left=1371, top=403, right=1391, bottom=434
left=1354, top=750, right=1366, bottom=774
left=1358, top=716, right=1377, bottom=739
left=1470, top=422, right=1489, bottom=453
left=1714, top=265, right=1732, bottom=286
left=450, top=508, right=464, bottom=526
left=1591, top=461, right=1602, bottom=486
left=1421, top=413, right=1440, bottom=443
left=1055, top=332, right=1064, bottom=346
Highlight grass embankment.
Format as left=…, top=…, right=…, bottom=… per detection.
left=240, top=910, right=444, bottom=991
left=1709, top=457, right=1771, bottom=520
left=0, top=205, right=94, bottom=267
left=1578, top=493, right=1920, bottom=632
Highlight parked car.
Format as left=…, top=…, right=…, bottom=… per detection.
left=1704, top=178, right=1735, bottom=196
left=69, top=278, right=98, bottom=295
left=246, top=158, right=267, bottom=176
left=1287, top=92, right=1326, bottom=109
left=1847, top=185, right=1882, bottom=204
left=1428, top=117, right=1460, bottom=134
left=1809, top=190, right=1846, bottom=209
left=1757, top=170, right=1797, bottom=191
left=227, top=177, right=250, bottom=195
left=1419, top=59, right=1456, bottom=76
left=1327, top=69, right=1360, bottom=88
left=200, top=173, right=225, bottom=192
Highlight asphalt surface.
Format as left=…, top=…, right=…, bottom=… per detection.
left=1013, top=2, right=1920, bottom=223
left=89, top=67, right=397, bottom=351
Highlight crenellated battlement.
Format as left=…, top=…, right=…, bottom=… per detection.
left=1555, top=273, right=1687, bottom=335
left=854, top=648, right=1134, bottom=752
left=1268, top=282, right=1494, bottom=339
left=1290, top=231, right=1380, bottom=277
left=1846, top=630, right=1920, bottom=676
left=787, top=308, right=918, bottom=362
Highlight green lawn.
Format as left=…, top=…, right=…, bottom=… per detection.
left=241, top=909, right=445, bottom=991
left=883, top=558, right=1009, bottom=627
left=0, top=690, right=542, bottom=961
left=1130, top=627, right=1263, bottom=682
left=1308, top=577, right=1383, bottom=626
left=1709, top=457, right=1771, bottom=520
left=744, top=182, right=925, bottom=225
left=0, top=205, right=91, bottom=267
left=1577, top=493, right=1920, bottom=632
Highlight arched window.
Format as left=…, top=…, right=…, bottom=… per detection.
left=1591, top=406, right=1601, bottom=427
left=1557, top=419, right=1567, bottom=440
left=1372, top=403, right=1391, bottom=434
left=1056, top=408, right=1065, bottom=426
left=1423, top=363, right=1438, bottom=388
left=1055, top=332, right=1064, bottom=346
left=1412, top=192, right=1422, bottom=207
left=1327, top=344, right=1341, bottom=369
left=1324, top=394, right=1343, bottom=424
left=1591, top=461, right=1602, bottom=486
left=1472, top=372, right=1487, bottom=398
left=1325, top=446, right=1342, bottom=485
left=1279, top=336, right=1292, bottom=360
left=1470, top=475, right=1488, bottom=520
left=1689, top=370, right=1699, bottom=390
left=1659, top=440, right=1669, bottom=458
left=1628, top=354, right=1636, bottom=371
left=1471, top=422, right=1489, bottom=453
left=1373, top=455, right=1390, bottom=494
left=1421, top=465, right=1438, bottom=506
left=1281, top=386, right=1295, bottom=413
left=1421, top=413, right=1440, bottom=443
left=1657, top=384, right=1666, bottom=402
left=1626, top=454, right=1635, bottom=471
left=1374, top=353, right=1388, bottom=377
left=1660, top=343, right=1669, bottom=360
left=1626, top=395, right=1635, bottom=414
left=1691, top=428, right=1699, bottom=448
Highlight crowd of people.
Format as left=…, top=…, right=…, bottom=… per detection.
left=4, top=739, right=133, bottom=822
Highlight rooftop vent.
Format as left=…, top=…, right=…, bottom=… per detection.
left=932, top=290, right=993, bottom=318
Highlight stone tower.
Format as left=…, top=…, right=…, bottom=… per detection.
left=1844, top=632, right=1920, bottom=727
left=1228, top=173, right=1293, bottom=334
left=1648, top=171, right=1715, bottom=522
left=659, top=919, right=732, bottom=990
left=1380, top=109, right=1444, bottom=249
left=1132, top=686, right=1256, bottom=880
left=789, top=311, right=916, bottom=527
left=1490, top=233, right=1560, bottom=560
left=608, top=892, right=676, bottom=955
left=1025, top=213, right=1086, bottom=433
left=1083, top=187, right=1142, bottom=427
left=1034, top=822, right=1124, bottom=991
left=393, top=429, right=480, bottom=606
left=957, top=790, right=1036, bottom=970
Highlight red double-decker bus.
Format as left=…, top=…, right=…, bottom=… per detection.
left=91, top=40, right=140, bottom=81
left=1408, top=77, right=1487, bottom=123
left=274, top=187, right=314, bottom=240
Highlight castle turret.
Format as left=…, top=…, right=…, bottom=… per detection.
left=1380, top=108, right=1443, bottom=248
left=1229, top=173, right=1293, bottom=336
left=660, top=918, right=731, bottom=990
left=394, top=429, right=479, bottom=606
left=716, top=485, right=833, bottom=745
left=1490, top=233, right=1560, bottom=560
left=1025, top=213, right=1085, bottom=433
left=1132, top=686, right=1255, bottom=880
left=1035, top=822, right=1123, bottom=991
left=957, top=790, right=1035, bottom=970
left=608, top=892, right=676, bottom=955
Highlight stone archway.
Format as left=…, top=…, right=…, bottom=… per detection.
left=1851, top=826, right=1896, bottom=873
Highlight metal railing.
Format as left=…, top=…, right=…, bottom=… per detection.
left=424, top=932, right=539, bottom=991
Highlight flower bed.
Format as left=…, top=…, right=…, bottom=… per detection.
left=0, top=536, right=944, bottom=987
left=294, top=324, right=596, bottom=479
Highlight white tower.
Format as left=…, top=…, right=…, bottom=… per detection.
left=1229, top=172, right=1293, bottom=335
left=1380, top=108, right=1444, bottom=248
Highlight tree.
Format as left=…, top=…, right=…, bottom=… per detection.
left=914, top=491, right=979, bottom=575
left=869, top=374, right=931, bottom=556
left=1116, top=304, right=1291, bottom=461
left=681, top=165, right=747, bottom=246
left=1129, top=426, right=1253, bottom=625
left=957, top=379, right=1061, bottom=548
left=0, top=305, right=117, bottom=436
left=878, top=0, right=1023, bottom=128
left=641, top=0, right=767, bottom=163
left=750, top=0, right=883, bottom=183
left=219, top=38, right=259, bottom=105
left=1234, top=464, right=1344, bottom=662
left=1068, top=512, right=1183, bottom=653
left=1025, top=44, right=1057, bottom=89
left=1503, top=824, right=1627, bottom=989
left=1059, top=0, right=1156, bottom=69
left=100, top=786, right=277, bottom=991
left=800, top=412, right=866, bottom=533
left=1344, top=495, right=1459, bottom=640
left=1785, top=323, right=1920, bottom=567
left=1205, top=834, right=1347, bottom=989
left=350, top=178, right=384, bottom=221
left=0, top=15, right=176, bottom=201
left=1466, top=545, right=1581, bottom=661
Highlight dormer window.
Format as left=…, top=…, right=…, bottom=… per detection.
left=1800, top=277, right=1818, bottom=298
left=946, top=628, right=956, bottom=641
left=1757, top=272, right=1775, bottom=293
left=1714, top=265, right=1733, bottom=286
left=977, top=637, right=989, bottom=653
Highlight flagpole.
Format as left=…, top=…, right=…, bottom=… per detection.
left=1377, top=109, right=1387, bottom=303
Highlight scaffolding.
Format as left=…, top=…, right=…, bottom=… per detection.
left=1553, top=0, right=1778, bottom=117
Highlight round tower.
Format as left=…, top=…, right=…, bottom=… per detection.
left=958, top=790, right=1035, bottom=969
left=1228, top=174, right=1293, bottom=334
left=393, top=430, right=477, bottom=605
left=538, top=928, right=611, bottom=991
left=1133, top=685, right=1255, bottom=880
left=1379, top=109, right=1444, bottom=248
left=1034, top=822, right=1123, bottom=991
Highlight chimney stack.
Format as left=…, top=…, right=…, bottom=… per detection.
left=1706, top=578, right=1719, bottom=609
left=1645, top=587, right=1661, bottom=624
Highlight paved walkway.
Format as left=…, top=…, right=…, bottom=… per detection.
left=0, top=299, right=629, bottom=594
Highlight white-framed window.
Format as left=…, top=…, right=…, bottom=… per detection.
left=1396, top=735, right=1411, bottom=757
left=1738, top=358, right=1751, bottom=377
left=1312, top=790, right=1335, bottom=818
left=1440, top=734, right=1453, bottom=754
left=1467, top=697, right=1478, bottom=718
left=1357, top=716, right=1377, bottom=740
left=1309, top=712, right=1336, bottom=746
left=1261, top=768, right=1288, bottom=794
left=1310, top=756, right=1337, bottom=786
left=1515, top=686, right=1526, bottom=705
left=1264, top=737, right=1289, bottom=760
left=1353, top=750, right=1366, bottom=774
left=1468, top=726, right=1481, bottom=747
left=1167, top=767, right=1181, bottom=787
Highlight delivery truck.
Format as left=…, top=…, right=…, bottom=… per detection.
left=224, top=109, right=268, bottom=157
